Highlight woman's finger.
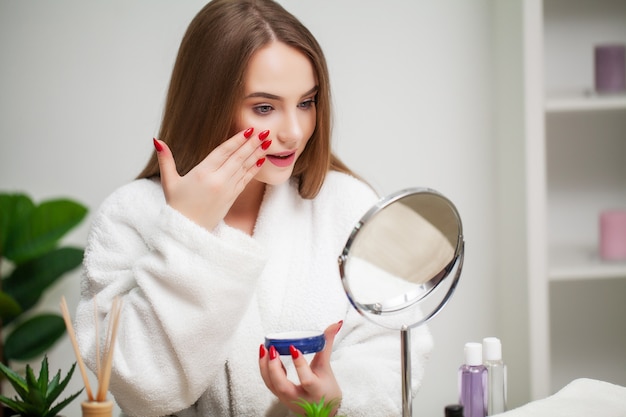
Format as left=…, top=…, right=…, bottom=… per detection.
left=289, top=346, right=319, bottom=393
left=152, top=138, right=180, bottom=195
left=266, top=346, right=299, bottom=398
left=204, top=128, right=269, bottom=172
left=258, top=344, right=274, bottom=392
left=215, top=130, right=270, bottom=183
left=191, top=128, right=269, bottom=198
left=310, top=321, right=343, bottom=371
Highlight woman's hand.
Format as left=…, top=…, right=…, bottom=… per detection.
left=153, top=128, right=270, bottom=231
left=259, top=322, right=343, bottom=416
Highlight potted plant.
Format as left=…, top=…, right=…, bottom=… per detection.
left=0, top=192, right=87, bottom=363
left=0, top=355, right=82, bottom=417
left=293, top=397, right=344, bottom=417
left=0, top=193, right=87, bottom=417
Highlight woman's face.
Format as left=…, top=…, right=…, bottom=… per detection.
left=238, top=41, right=318, bottom=186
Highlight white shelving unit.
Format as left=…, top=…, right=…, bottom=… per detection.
left=545, top=94, right=626, bottom=112
left=494, top=0, right=626, bottom=408
left=549, top=244, right=626, bottom=282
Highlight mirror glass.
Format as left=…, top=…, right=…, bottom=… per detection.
left=339, top=188, right=464, bottom=331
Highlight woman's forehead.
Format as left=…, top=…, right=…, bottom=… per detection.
left=244, top=41, right=317, bottom=98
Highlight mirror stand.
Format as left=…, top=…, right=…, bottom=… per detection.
left=400, top=244, right=463, bottom=416
left=401, top=327, right=412, bottom=417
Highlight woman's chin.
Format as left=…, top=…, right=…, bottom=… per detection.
left=255, top=170, right=294, bottom=186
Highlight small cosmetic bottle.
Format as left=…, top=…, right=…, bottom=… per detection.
left=483, top=337, right=507, bottom=415
left=459, top=342, right=487, bottom=417
left=444, top=404, right=464, bottom=417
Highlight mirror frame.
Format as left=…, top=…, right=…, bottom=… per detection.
left=339, top=187, right=464, bottom=330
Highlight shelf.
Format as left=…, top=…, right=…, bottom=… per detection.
left=549, top=244, right=626, bottom=281
left=545, top=92, right=626, bottom=113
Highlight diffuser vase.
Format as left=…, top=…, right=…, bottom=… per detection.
left=81, top=401, right=113, bottom=417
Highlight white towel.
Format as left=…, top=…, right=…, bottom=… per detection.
left=494, top=379, right=626, bottom=417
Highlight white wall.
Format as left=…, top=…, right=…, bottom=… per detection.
left=0, top=1, right=497, bottom=416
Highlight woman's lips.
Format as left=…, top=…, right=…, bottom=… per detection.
left=267, top=152, right=296, bottom=167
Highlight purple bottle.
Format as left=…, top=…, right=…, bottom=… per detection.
left=458, top=342, right=487, bottom=417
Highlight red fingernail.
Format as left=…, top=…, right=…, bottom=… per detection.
left=256, top=157, right=266, bottom=167
left=259, top=344, right=266, bottom=359
left=336, top=320, right=344, bottom=334
left=289, top=345, right=299, bottom=359
left=244, top=127, right=254, bottom=139
left=258, top=130, right=270, bottom=141
left=261, top=139, right=272, bottom=150
left=269, top=345, right=277, bottom=360
left=153, top=138, right=163, bottom=152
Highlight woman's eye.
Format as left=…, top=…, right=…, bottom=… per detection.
left=298, top=99, right=316, bottom=110
left=253, top=105, right=273, bottom=115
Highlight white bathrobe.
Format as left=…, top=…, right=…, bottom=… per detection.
left=75, top=171, right=433, bottom=417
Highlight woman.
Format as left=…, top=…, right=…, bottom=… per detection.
left=75, top=0, right=433, bottom=415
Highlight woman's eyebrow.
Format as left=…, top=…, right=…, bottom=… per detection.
left=301, top=85, right=319, bottom=97
left=244, top=86, right=318, bottom=101
left=245, top=91, right=281, bottom=100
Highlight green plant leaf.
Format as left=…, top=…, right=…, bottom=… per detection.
left=4, top=314, right=66, bottom=361
left=46, top=388, right=83, bottom=417
left=38, top=355, right=50, bottom=398
left=3, top=247, right=84, bottom=318
left=0, top=360, right=28, bottom=395
left=0, top=357, right=83, bottom=417
left=0, top=291, right=23, bottom=320
left=45, top=362, right=76, bottom=407
left=0, top=193, right=35, bottom=258
left=25, top=363, right=46, bottom=410
left=46, top=372, right=61, bottom=401
left=3, top=197, right=87, bottom=264
left=294, top=397, right=343, bottom=417
left=0, top=393, right=28, bottom=415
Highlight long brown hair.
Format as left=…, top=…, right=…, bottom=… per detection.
left=138, top=0, right=356, bottom=198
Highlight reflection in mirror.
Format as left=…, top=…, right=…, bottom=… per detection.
left=338, top=188, right=464, bottom=417
left=346, top=195, right=457, bottom=313
left=340, top=189, right=463, bottom=328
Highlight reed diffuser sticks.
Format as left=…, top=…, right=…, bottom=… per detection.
left=60, top=296, right=123, bottom=402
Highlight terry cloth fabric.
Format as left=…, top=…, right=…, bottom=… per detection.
left=493, top=378, right=626, bottom=417
left=75, top=171, right=434, bottom=417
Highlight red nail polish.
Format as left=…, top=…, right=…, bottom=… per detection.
left=153, top=138, right=163, bottom=152
left=259, top=344, right=266, bottom=359
left=289, top=345, right=299, bottom=359
left=261, top=139, right=272, bottom=150
left=258, top=130, right=270, bottom=141
left=256, top=157, right=266, bottom=167
left=244, top=127, right=254, bottom=139
left=336, top=320, right=344, bottom=334
left=269, top=345, right=277, bottom=360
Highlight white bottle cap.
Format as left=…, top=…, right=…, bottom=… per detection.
left=464, top=342, right=482, bottom=366
left=483, top=337, right=502, bottom=361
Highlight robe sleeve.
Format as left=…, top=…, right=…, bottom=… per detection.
left=75, top=180, right=267, bottom=416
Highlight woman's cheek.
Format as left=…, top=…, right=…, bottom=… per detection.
left=237, top=109, right=264, bottom=131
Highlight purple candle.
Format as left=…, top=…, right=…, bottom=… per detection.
left=594, top=44, right=626, bottom=93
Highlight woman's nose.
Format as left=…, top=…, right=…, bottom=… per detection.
left=276, top=110, right=303, bottom=147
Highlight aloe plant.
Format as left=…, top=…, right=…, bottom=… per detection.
left=0, top=192, right=87, bottom=363
left=0, top=355, right=82, bottom=417
left=294, top=397, right=344, bottom=417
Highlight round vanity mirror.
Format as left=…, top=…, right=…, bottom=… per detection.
left=338, top=187, right=464, bottom=417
